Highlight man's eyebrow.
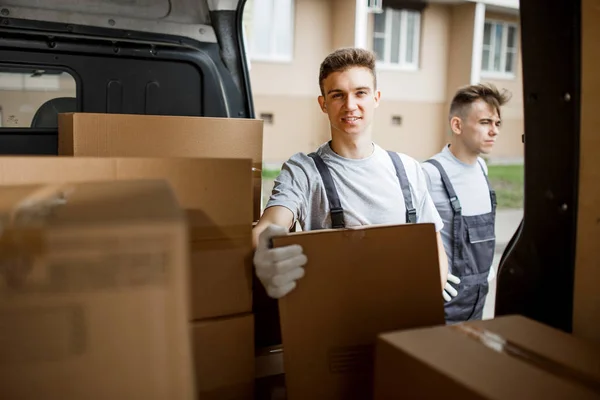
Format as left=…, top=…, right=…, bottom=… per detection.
left=326, top=87, right=371, bottom=95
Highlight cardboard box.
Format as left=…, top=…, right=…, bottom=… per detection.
left=0, top=180, right=195, bottom=400
left=273, top=223, right=445, bottom=400
left=57, top=112, right=264, bottom=221
left=374, top=315, right=600, bottom=399
left=192, top=314, right=255, bottom=399
left=0, top=156, right=253, bottom=320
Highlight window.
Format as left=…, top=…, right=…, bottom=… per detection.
left=481, top=20, right=518, bottom=76
left=0, top=67, right=76, bottom=128
left=373, top=8, right=421, bottom=70
left=243, top=0, right=294, bottom=62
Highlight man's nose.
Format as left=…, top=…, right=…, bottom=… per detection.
left=490, top=124, right=499, bottom=136
left=344, top=95, right=358, bottom=110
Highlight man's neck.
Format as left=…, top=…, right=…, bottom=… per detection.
left=329, top=134, right=374, bottom=159
left=448, top=140, right=479, bottom=165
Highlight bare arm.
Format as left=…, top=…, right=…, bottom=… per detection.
left=252, top=206, right=295, bottom=249
left=436, top=231, right=448, bottom=290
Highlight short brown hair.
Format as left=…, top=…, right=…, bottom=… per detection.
left=449, top=83, right=511, bottom=119
left=319, top=47, right=377, bottom=95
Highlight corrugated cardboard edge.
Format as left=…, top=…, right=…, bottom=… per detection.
left=57, top=113, right=75, bottom=155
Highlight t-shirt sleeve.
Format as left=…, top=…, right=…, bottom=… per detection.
left=265, top=155, right=310, bottom=223
left=413, top=161, right=444, bottom=232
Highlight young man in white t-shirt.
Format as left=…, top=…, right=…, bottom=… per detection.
left=252, top=47, right=448, bottom=299
left=422, top=83, right=511, bottom=324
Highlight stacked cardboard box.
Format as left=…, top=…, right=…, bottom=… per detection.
left=374, top=315, right=600, bottom=399
left=56, top=113, right=262, bottom=398
left=0, top=113, right=261, bottom=399
left=0, top=180, right=195, bottom=400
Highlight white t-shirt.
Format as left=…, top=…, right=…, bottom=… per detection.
left=266, top=142, right=444, bottom=232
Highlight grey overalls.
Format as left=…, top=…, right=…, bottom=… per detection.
left=308, top=149, right=417, bottom=228
left=424, top=159, right=496, bottom=324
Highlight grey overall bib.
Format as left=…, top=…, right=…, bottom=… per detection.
left=308, top=150, right=417, bottom=228
left=424, top=159, right=496, bottom=324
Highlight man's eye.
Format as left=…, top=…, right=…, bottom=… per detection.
left=357, top=91, right=367, bottom=96
left=332, top=94, right=342, bottom=99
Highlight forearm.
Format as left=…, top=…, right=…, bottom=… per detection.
left=252, top=206, right=295, bottom=249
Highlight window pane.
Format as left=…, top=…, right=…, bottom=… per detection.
left=493, top=24, right=503, bottom=71
left=507, top=26, right=517, bottom=48
left=505, top=51, right=515, bottom=73
left=482, top=49, right=490, bottom=71
left=373, top=38, right=385, bottom=62
left=391, top=10, right=401, bottom=64
left=406, top=12, right=417, bottom=63
left=483, top=22, right=492, bottom=46
left=251, top=0, right=273, bottom=56
left=0, top=69, right=76, bottom=128
left=374, top=11, right=386, bottom=34
left=273, top=0, right=292, bottom=57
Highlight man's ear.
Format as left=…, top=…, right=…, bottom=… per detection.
left=450, top=116, right=462, bottom=135
left=374, top=90, right=381, bottom=109
left=318, top=95, right=327, bottom=113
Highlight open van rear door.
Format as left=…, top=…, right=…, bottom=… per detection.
left=0, top=0, right=252, bottom=154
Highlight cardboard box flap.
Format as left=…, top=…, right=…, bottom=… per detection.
left=57, top=112, right=263, bottom=220
left=59, top=113, right=263, bottom=164
left=0, top=156, right=253, bottom=229
left=377, top=315, right=600, bottom=399
left=0, top=180, right=181, bottom=228
left=273, top=223, right=445, bottom=400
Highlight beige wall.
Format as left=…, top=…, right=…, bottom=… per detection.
left=376, top=4, right=452, bottom=103
left=373, top=101, right=447, bottom=160
left=332, top=0, right=356, bottom=49
left=257, top=95, right=329, bottom=163
left=446, top=3, right=476, bottom=101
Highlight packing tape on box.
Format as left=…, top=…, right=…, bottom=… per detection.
left=451, top=324, right=600, bottom=394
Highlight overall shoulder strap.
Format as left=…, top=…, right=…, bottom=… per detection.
left=424, top=159, right=462, bottom=215
left=476, top=159, right=497, bottom=209
left=308, top=152, right=345, bottom=228
left=387, top=151, right=417, bottom=223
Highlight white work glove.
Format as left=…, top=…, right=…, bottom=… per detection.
left=253, top=224, right=308, bottom=299
left=442, top=273, right=461, bottom=302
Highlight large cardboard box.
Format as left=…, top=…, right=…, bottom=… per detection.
left=192, top=314, right=255, bottom=399
left=374, top=315, right=600, bottom=399
left=273, top=223, right=445, bottom=400
left=57, top=112, right=264, bottom=221
left=0, top=156, right=253, bottom=320
left=0, top=180, right=195, bottom=400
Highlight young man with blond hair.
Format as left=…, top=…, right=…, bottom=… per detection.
left=422, top=83, right=511, bottom=324
left=252, top=47, right=448, bottom=299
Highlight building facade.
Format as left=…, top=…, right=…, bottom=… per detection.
left=243, top=0, right=524, bottom=165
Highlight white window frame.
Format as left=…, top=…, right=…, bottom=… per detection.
left=243, top=0, right=295, bottom=63
left=373, top=8, right=421, bottom=71
left=481, top=19, right=518, bottom=80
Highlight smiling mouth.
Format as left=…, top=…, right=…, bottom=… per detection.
left=342, top=116, right=361, bottom=122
